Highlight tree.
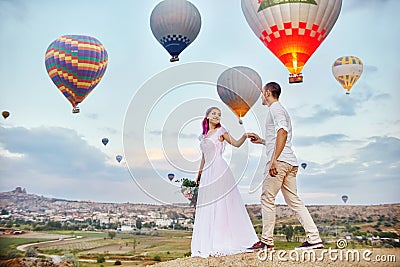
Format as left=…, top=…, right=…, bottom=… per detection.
left=1, top=209, right=9, bottom=215
left=25, top=248, right=37, bottom=257
left=108, top=231, right=116, bottom=239
left=285, top=225, right=294, bottom=242
left=136, top=219, right=142, bottom=230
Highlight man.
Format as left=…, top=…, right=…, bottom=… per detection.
left=247, top=82, right=323, bottom=251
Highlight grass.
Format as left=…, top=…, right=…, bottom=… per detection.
left=0, top=237, right=49, bottom=258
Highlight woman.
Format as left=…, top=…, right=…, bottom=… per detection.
left=191, top=107, right=258, bottom=258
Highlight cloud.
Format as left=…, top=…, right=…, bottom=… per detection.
left=0, top=0, right=27, bottom=21
left=294, top=135, right=400, bottom=204
left=0, top=125, right=146, bottom=202
left=294, top=134, right=350, bottom=147
left=344, top=0, right=395, bottom=12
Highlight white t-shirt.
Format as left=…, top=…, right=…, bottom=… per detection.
left=264, top=102, right=298, bottom=166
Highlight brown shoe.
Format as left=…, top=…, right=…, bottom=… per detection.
left=246, top=241, right=274, bottom=252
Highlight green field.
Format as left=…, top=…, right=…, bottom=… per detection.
left=0, top=237, right=50, bottom=257
left=0, top=229, right=396, bottom=266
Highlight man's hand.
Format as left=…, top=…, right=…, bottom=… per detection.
left=247, top=133, right=263, bottom=144
left=269, top=159, right=278, bottom=177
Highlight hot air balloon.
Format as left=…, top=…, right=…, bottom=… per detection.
left=45, top=35, right=108, bottom=113
left=116, top=155, right=123, bottom=163
left=332, top=56, right=363, bottom=95
left=150, top=0, right=201, bottom=62
left=301, top=163, right=307, bottom=169
left=102, top=138, right=109, bottom=146
left=241, top=0, right=342, bottom=83
left=2, top=111, right=10, bottom=119
left=168, top=173, right=175, bottom=181
left=341, top=195, right=348, bottom=204
left=217, top=66, right=262, bottom=124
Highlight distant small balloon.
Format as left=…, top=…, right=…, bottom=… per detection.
left=342, top=195, right=349, bottom=204
left=301, top=163, right=307, bottom=169
left=168, top=173, right=175, bottom=181
left=2, top=111, right=10, bottom=119
left=116, top=155, right=123, bottom=163
left=102, top=138, right=109, bottom=146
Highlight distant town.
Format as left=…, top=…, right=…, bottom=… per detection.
left=0, top=187, right=196, bottom=232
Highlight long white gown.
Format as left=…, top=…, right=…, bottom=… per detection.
left=191, top=127, right=258, bottom=258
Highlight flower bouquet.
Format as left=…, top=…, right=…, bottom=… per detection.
left=180, top=178, right=198, bottom=207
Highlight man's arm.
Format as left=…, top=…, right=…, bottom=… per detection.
left=269, top=128, right=287, bottom=177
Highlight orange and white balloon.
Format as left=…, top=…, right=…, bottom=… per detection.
left=241, top=0, right=342, bottom=83
left=217, top=66, right=262, bottom=124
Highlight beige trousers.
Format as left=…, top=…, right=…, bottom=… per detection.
left=260, top=161, right=322, bottom=246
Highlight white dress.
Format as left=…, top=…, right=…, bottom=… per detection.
left=191, top=127, right=258, bottom=258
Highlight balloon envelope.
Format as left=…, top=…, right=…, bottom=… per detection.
left=102, top=138, right=109, bottom=146
left=301, top=163, right=307, bottom=169
left=342, top=195, right=348, bottom=203
left=241, top=0, right=342, bottom=83
left=116, top=155, right=123, bottom=163
left=150, top=0, right=201, bottom=62
left=332, top=56, right=363, bottom=94
left=2, top=111, right=10, bottom=119
left=217, top=66, right=262, bottom=124
left=45, top=35, right=108, bottom=113
left=168, top=173, right=175, bottom=181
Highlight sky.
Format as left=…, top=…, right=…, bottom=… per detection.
left=0, top=0, right=399, bottom=206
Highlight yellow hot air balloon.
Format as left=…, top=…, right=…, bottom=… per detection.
left=332, top=56, right=363, bottom=94
left=217, top=66, right=262, bottom=124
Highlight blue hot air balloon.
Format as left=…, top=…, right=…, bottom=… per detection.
left=168, top=173, right=175, bottom=181
left=150, top=0, right=201, bottom=62
left=301, top=163, right=307, bottom=169
left=342, top=195, right=349, bottom=204
left=102, top=138, right=109, bottom=146
left=116, top=155, right=123, bottom=163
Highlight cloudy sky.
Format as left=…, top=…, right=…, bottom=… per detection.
left=0, top=0, right=399, bottom=206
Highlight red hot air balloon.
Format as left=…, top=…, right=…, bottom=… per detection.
left=45, top=35, right=108, bottom=113
left=241, top=0, right=342, bottom=83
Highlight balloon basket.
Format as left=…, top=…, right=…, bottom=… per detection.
left=170, top=56, right=179, bottom=62
left=72, top=107, right=80, bottom=114
left=289, top=74, right=303, bottom=84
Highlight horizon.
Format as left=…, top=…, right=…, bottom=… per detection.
left=2, top=186, right=399, bottom=207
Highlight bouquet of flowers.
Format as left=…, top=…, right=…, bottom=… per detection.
left=180, top=178, right=198, bottom=207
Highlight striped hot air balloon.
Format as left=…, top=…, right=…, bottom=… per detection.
left=217, top=66, right=262, bottom=124
left=332, top=56, right=363, bottom=95
left=45, top=35, right=108, bottom=113
left=241, top=0, right=342, bottom=83
left=150, top=0, right=201, bottom=62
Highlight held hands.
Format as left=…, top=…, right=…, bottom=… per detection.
left=219, top=133, right=262, bottom=143
left=247, top=133, right=263, bottom=144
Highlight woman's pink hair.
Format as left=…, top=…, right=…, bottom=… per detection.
left=202, top=107, right=221, bottom=135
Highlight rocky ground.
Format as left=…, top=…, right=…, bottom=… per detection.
left=148, top=248, right=400, bottom=267
left=0, top=258, right=73, bottom=267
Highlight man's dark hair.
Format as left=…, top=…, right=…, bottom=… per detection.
left=264, top=82, right=281, bottom=99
